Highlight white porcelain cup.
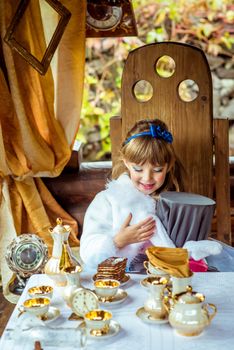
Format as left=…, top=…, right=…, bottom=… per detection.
left=21, top=297, right=50, bottom=318
left=171, top=273, right=193, bottom=296
left=143, top=261, right=169, bottom=278
left=28, top=285, right=53, bottom=299
left=84, top=309, right=112, bottom=336
left=94, top=279, right=120, bottom=300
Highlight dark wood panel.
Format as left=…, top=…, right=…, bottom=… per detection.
left=214, top=119, right=231, bottom=243
left=0, top=288, right=15, bottom=336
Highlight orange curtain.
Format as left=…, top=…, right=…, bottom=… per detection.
left=0, top=0, right=86, bottom=300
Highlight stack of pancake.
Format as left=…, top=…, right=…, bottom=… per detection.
left=94, top=257, right=127, bottom=282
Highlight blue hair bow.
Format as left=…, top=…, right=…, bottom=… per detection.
left=125, top=124, right=173, bottom=144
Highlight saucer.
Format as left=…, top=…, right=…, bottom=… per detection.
left=41, top=306, right=60, bottom=323
left=136, top=307, right=169, bottom=324
left=97, top=289, right=128, bottom=304
left=78, top=320, right=120, bottom=339
left=93, top=274, right=130, bottom=286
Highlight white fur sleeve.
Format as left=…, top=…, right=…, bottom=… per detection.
left=150, top=216, right=175, bottom=248
left=80, top=192, right=118, bottom=268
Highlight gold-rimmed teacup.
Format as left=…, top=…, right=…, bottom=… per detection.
left=28, top=285, right=53, bottom=299
left=143, top=276, right=169, bottom=320
left=19, top=297, right=50, bottom=318
left=171, top=272, right=194, bottom=296
left=143, top=261, right=169, bottom=278
left=94, top=279, right=120, bottom=301
left=84, top=309, right=112, bottom=336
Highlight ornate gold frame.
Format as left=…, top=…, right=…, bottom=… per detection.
left=4, top=0, right=71, bottom=75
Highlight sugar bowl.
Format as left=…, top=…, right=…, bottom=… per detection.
left=165, top=286, right=217, bottom=336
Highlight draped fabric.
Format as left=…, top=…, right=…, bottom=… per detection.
left=0, top=0, right=86, bottom=300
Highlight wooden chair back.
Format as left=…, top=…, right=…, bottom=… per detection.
left=110, top=42, right=231, bottom=244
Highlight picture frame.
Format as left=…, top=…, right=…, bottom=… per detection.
left=4, top=0, right=71, bottom=75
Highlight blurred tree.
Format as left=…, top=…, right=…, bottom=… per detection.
left=78, top=0, right=234, bottom=161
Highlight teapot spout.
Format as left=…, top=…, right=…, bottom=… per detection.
left=64, top=225, right=71, bottom=233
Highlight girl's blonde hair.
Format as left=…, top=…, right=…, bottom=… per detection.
left=112, top=119, right=185, bottom=194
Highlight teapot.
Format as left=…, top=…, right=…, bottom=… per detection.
left=164, top=286, right=217, bottom=336
left=144, top=276, right=169, bottom=320
left=45, top=218, right=82, bottom=286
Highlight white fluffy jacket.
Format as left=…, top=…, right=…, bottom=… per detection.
left=80, top=173, right=222, bottom=270
left=80, top=173, right=174, bottom=269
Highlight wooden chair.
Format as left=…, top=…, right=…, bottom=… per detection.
left=110, top=42, right=231, bottom=245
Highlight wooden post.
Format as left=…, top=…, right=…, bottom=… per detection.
left=214, top=118, right=231, bottom=244
left=110, top=116, right=122, bottom=166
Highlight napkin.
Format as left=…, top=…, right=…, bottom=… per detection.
left=189, top=258, right=208, bottom=272
left=145, top=246, right=192, bottom=278
left=183, top=240, right=223, bottom=260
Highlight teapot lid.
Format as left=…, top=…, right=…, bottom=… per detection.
left=175, top=286, right=205, bottom=304
left=49, top=218, right=71, bottom=234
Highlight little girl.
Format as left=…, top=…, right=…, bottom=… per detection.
left=80, top=119, right=186, bottom=271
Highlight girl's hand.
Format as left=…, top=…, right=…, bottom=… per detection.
left=113, top=213, right=156, bottom=249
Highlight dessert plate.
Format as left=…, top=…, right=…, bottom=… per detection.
left=97, top=289, right=128, bottom=305
left=42, top=306, right=60, bottom=323
left=78, top=320, right=120, bottom=340
left=136, top=307, right=168, bottom=325
left=120, top=274, right=130, bottom=285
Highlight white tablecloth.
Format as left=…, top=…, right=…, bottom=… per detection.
left=1, top=271, right=234, bottom=350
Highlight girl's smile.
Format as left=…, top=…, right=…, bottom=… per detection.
left=139, top=183, right=155, bottom=191
left=124, top=161, right=168, bottom=195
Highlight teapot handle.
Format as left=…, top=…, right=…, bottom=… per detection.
left=203, top=303, right=217, bottom=322
left=163, top=286, right=173, bottom=312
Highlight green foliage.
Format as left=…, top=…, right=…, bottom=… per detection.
left=78, top=0, right=234, bottom=161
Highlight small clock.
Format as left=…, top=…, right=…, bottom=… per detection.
left=70, top=288, right=99, bottom=317
left=86, top=3, right=123, bottom=31
left=5, top=234, right=48, bottom=294
left=86, top=0, right=138, bottom=38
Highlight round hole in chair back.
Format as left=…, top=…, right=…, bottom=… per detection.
left=178, top=79, right=199, bottom=102
left=155, top=55, right=175, bottom=78
left=133, top=80, right=153, bottom=102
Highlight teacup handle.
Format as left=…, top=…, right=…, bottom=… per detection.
left=203, top=303, right=217, bottom=322
left=143, top=261, right=149, bottom=270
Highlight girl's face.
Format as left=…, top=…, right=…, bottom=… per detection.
left=124, top=160, right=168, bottom=195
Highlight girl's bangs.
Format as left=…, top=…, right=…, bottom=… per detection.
left=124, top=138, right=172, bottom=165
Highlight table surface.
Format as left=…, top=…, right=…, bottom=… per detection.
left=1, top=271, right=234, bottom=350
